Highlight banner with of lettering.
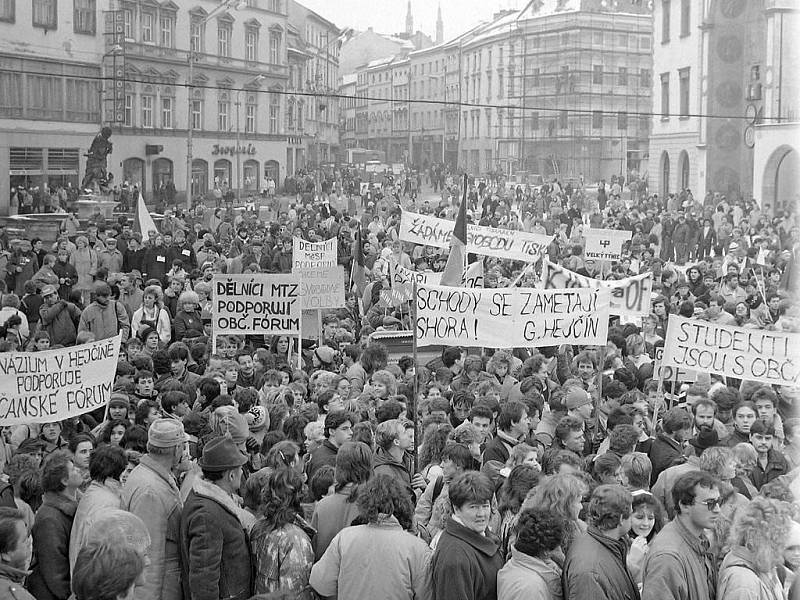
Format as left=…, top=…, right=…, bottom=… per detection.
left=212, top=274, right=301, bottom=336
left=583, top=228, right=632, bottom=261
left=415, top=284, right=611, bottom=348
left=662, top=315, right=800, bottom=387
left=399, top=211, right=552, bottom=262
left=292, top=238, right=345, bottom=310
left=538, top=260, right=652, bottom=316
left=0, top=335, right=122, bottom=426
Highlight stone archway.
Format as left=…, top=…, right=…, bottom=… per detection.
left=762, top=145, right=799, bottom=214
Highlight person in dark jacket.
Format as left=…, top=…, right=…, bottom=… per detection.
left=563, top=484, right=639, bottom=600
left=39, top=285, right=81, bottom=347
left=482, top=401, right=530, bottom=466
left=27, top=450, right=83, bottom=600
left=142, top=235, right=169, bottom=284
left=431, top=472, right=504, bottom=600
left=648, top=407, right=692, bottom=485
left=373, top=419, right=425, bottom=502
left=307, top=411, right=353, bottom=481
left=180, top=436, right=252, bottom=600
left=0, top=507, right=36, bottom=600
left=748, top=418, right=789, bottom=490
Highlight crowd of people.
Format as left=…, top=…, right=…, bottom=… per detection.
left=0, top=167, right=798, bottom=600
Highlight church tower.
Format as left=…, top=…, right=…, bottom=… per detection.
left=405, top=1, right=413, bottom=35
left=436, top=3, right=443, bottom=43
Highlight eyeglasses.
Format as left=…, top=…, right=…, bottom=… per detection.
left=694, top=497, right=724, bottom=510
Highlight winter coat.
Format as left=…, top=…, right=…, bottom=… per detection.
left=497, top=546, right=563, bottom=600
left=27, top=492, right=78, bottom=600
left=250, top=516, right=315, bottom=598
left=716, top=546, right=784, bottom=600
left=750, top=449, right=789, bottom=490
left=310, top=516, right=433, bottom=600
left=180, top=477, right=252, bottom=600
left=306, top=440, right=338, bottom=481
left=68, top=479, right=122, bottom=573
left=173, top=309, right=204, bottom=341
left=310, top=488, right=361, bottom=561
left=431, top=517, right=504, bottom=600
left=77, top=300, right=130, bottom=341
left=52, top=261, right=78, bottom=299
left=121, top=455, right=183, bottom=600
left=562, top=526, right=639, bottom=600
left=641, top=517, right=717, bottom=600
left=373, top=448, right=414, bottom=501
left=648, top=433, right=685, bottom=485
left=142, top=246, right=169, bottom=283
left=69, top=247, right=96, bottom=292
left=39, top=300, right=81, bottom=347
left=6, top=251, right=38, bottom=296
left=0, top=563, right=36, bottom=600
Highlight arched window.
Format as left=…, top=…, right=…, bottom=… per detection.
left=661, top=151, right=670, bottom=197
left=214, top=159, right=231, bottom=187
left=243, top=159, right=259, bottom=191
left=152, top=158, right=173, bottom=192
left=191, top=158, right=208, bottom=197
left=678, top=150, right=690, bottom=191
left=123, top=158, right=145, bottom=191
left=264, top=159, right=279, bottom=180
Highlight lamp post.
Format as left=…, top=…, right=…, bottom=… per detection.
left=185, top=0, right=246, bottom=210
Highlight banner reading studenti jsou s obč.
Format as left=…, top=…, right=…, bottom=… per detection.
left=0, top=334, right=122, bottom=426
left=212, top=274, right=301, bottom=336
left=662, top=315, right=800, bottom=386
left=415, top=284, right=610, bottom=348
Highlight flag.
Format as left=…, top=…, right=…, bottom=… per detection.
left=440, top=174, right=468, bottom=287
left=350, top=224, right=366, bottom=295
left=134, top=194, right=158, bottom=239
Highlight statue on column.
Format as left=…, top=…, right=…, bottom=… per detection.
left=81, top=126, right=114, bottom=193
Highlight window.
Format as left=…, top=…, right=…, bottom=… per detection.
left=617, top=33, right=628, bottom=48
left=218, top=100, right=230, bottom=131
left=618, top=67, right=628, bottom=86
left=191, top=100, right=203, bottom=130
left=32, top=0, right=56, bottom=28
left=270, top=31, right=281, bottom=63
left=161, top=97, right=173, bottom=128
left=485, top=109, right=492, bottom=136
left=592, top=31, right=603, bottom=45
left=0, top=72, right=23, bottom=116
left=592, top=110, right=603, bottom=129
left=662, top=0, right=671, bottom=42
left=141, top=95, right=154, bottom=127
left=66, top=79, right=97, bottom=122
left=124, top=94, right=133, bottom=126
left=640, top=36, right=651, bottom=50
left=160, top=16, right=173, bottom=47
left=680, top=0, right=690, bottom=36
left=592, top=65, right=603, bottom=85
left=268, top=0, right=282, bottom=11
left=74, top=0, right=95, bottom=34
left=142, top=12, right=154, bottom=43
left=498, top=72, right=504, bottom=98
left=0, top=0, right=14, bottom=23
left=641, top=68, right=652, bottom=88
left=245, top=100, right=256, bottom=133
left=558, top=110, right=567, bottom=129
left=679, top=67, right=690, bottom=116
left=245, top=29, right=258, bottom=62
left=618, top=111, right=628, bottom=130
left=660, top=72, right=670, bottom=117
left=218, top=23, right=231, bottom=57
left=530, top=112, right=539, bottom=130
left=531, top=67, right=540, bottom=87
left=190, top=19, right=203, bottom=53
left=123, top=8, right=132, bottom=39
left=28, top=74, right=63, bottom=119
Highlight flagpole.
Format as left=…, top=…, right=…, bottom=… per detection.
left=462, top=173, right=468, bottom=280
left=411, top=278, right=419, bottom=476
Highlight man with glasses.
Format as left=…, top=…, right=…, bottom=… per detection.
left=641, top=470, right=721, bottom=600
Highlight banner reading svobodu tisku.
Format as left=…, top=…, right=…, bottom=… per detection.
left=213, top=274, right=301, bottom=336
left=538, top=259, right=652, bottom=316
left=415, top=284, right=610, bottom=348
left=583, top=228, right=632, bottom=261
left=399, top=211, right=552, bottom=262
left=662, top=315, right=800, bottom=386
left=292, top=237, right=345, bottom=310
left=0, top=334, right=122, bottom=426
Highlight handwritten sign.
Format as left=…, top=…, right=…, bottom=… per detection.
left=538, top=260, right=652, bottom=316
left=415, top=284, right=610, bottom=348
left=213, top=274, right=301, bottom=336
left=399, top=211, right=552, bottom=262
left=292, top=238, right=345, bottom=310
left=0, top=335, right=122, bottom=426
left=662, top=315, right=800, bottom=386
left=652, top=346, right=698, bottom=382
left=583, top=228, right=632, bottom=260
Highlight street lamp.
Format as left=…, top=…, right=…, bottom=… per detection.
left=185, top=0, right=246, bottom=210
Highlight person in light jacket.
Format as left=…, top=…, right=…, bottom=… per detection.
left=498, top=508, right=565, bottom=600
left=77, top=281, right=130, bottom=341
left=310, top=474, right=433, bottom=600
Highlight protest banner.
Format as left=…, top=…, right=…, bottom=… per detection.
left=212, top=274, right=301, bottom=336
left=399, top=211, right=552, bottom=262
left=583, top=228, right=632, bottom=260
left=652, top=347, right=698, bottom=382
left=415, top=283, right=610, bottom=348
left=538, top=260, right=652, bottom=316
left=382, top=264, right=444, bottom=307
left=463, top=260, right=484, bottom=288
left=0, top=335, right=122, bottom=426
left=292, top=237, right=345, bottom=310
left=662, top=315, right=800, bottom=386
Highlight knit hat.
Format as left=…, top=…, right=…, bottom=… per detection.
left=566, top=387, right=593, bottom=410
left=108, top=392, right=130, bottom=409
left=314, top=346, right=336, bottom=365
left=40, top=284, right=58, bottom=298
left=248, top=406, right=269, bottom=432
left=209, top=405, right=249, bottom=451
left=689, top=427, right=720, bottom=453
left=147, top=419, right=185, bottom=448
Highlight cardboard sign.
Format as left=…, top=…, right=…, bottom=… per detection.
left=662, top=315, right=800, bottom=386
left=583, top=228, right=632, bottom=260
left=292, top=238, right=345, bottom=310
left=652, top=346, right=698, bottom=382
left=415, top=284, right=611, bottom=348
left=399, top=211, right=552, bottom=262
left=539, top=260, right=652, bottom=316
left=212, top=274, right=301, bottom=336
left=0, top=335, right=122, bottom=426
